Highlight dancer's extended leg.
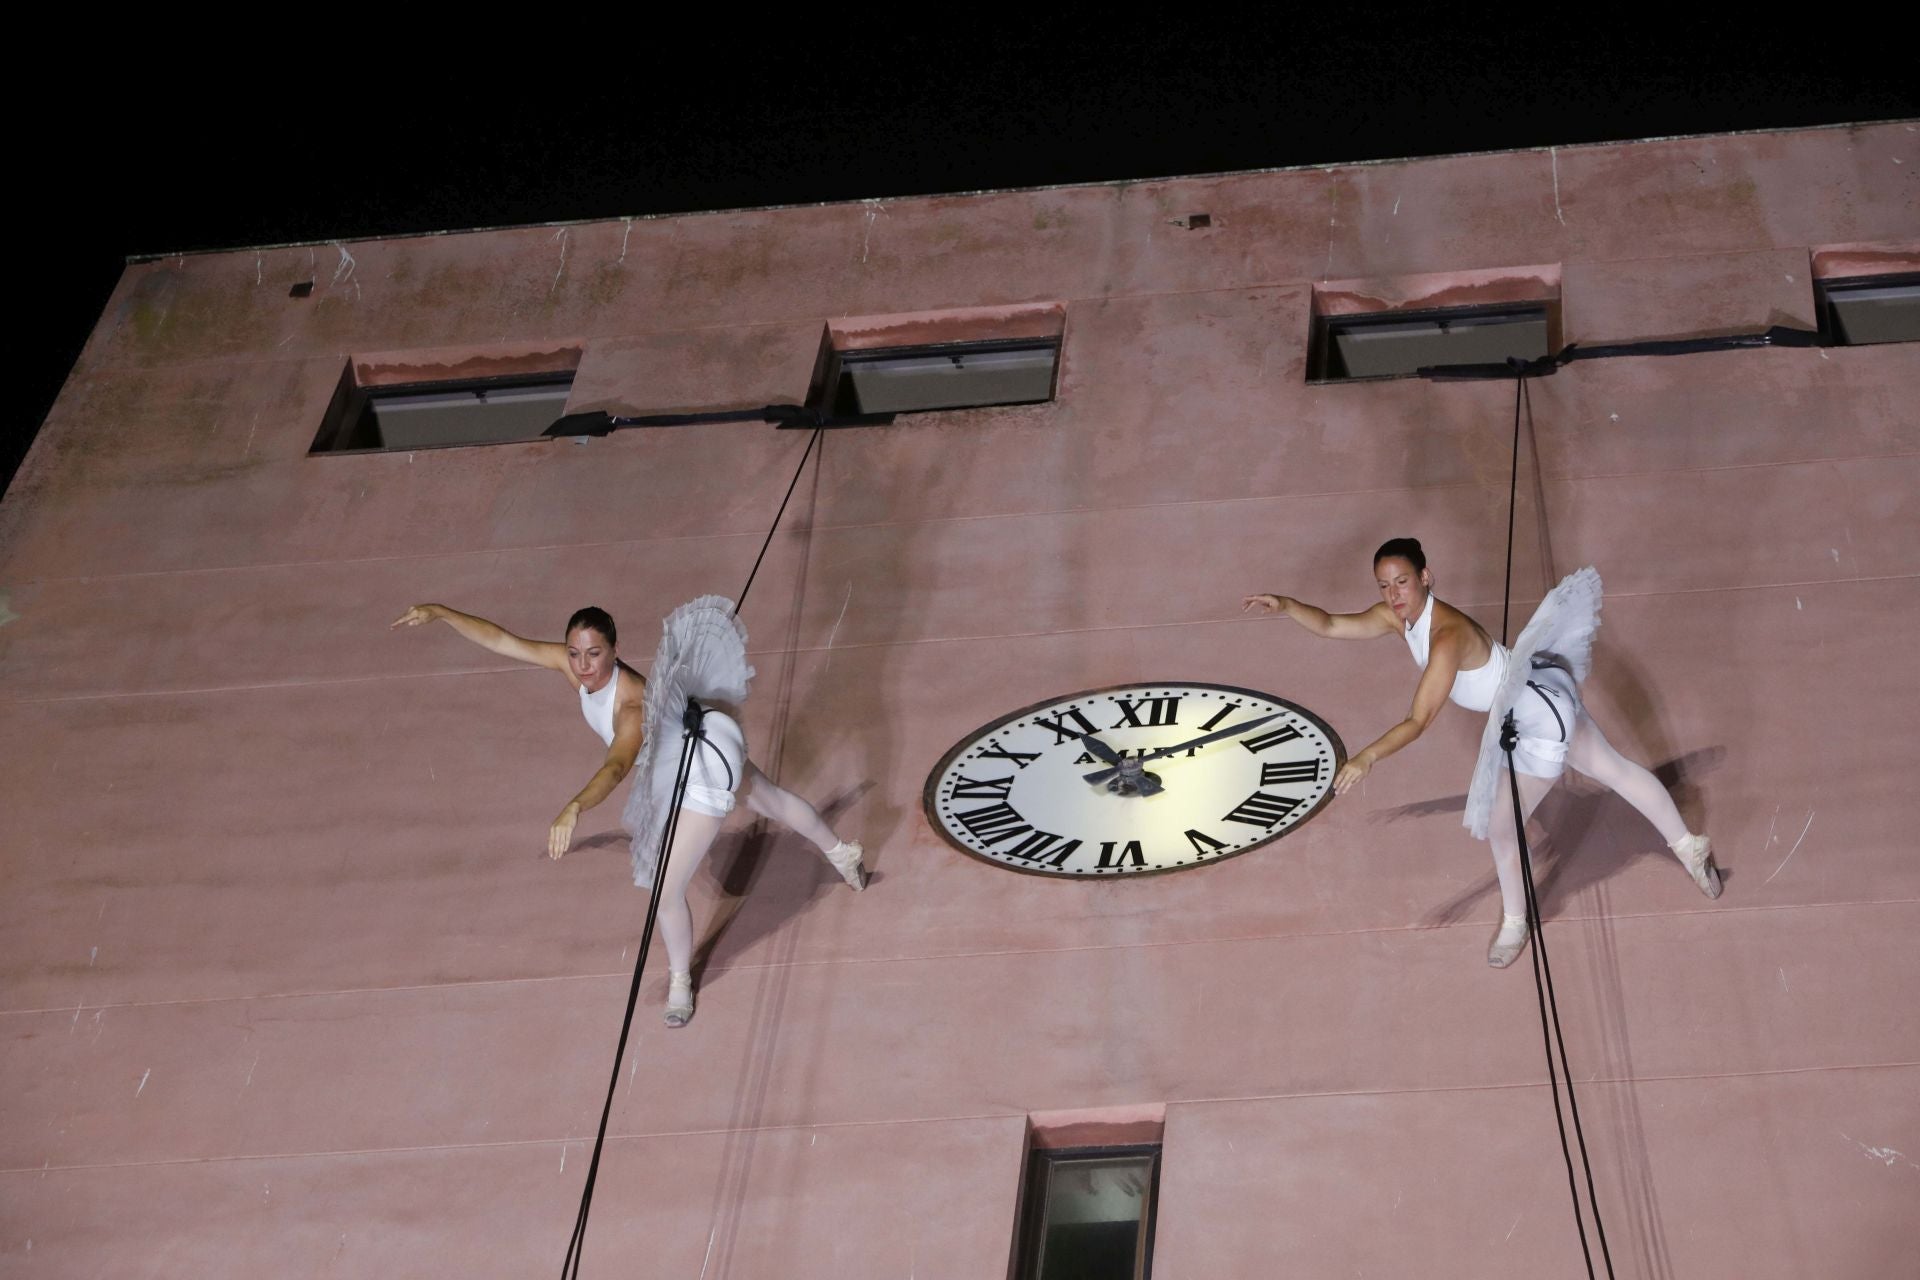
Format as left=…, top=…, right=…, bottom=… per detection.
left=1565, top=712, right=1719, bottom=897
left=655, top=807, right=724, bottom=1026
left=1486, top=768, right=1558, bottom=966
left=740, top=761, right=866, bottom=889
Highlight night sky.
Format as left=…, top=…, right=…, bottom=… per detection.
left=10, top=22, right=1913, bottom=495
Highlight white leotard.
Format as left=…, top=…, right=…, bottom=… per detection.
left=579, top=666, right=621, bottom=746
left=1404, top=594, right=1507, bottom=713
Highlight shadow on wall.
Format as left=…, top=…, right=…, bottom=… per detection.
left=1373, top=745, right=1728, bottom=924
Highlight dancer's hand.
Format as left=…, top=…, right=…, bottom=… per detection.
left=548, top=802, right=581, bottom=859
left=1242, top=593, right=1289, bottom=616
left=391, top=604, right=442, bottom=629
left=1333, top=755, right=1372, bottom=795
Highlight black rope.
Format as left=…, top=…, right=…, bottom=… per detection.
left=561, top=702, right=703, bottom=1279
left=1497, top=371, right=1615, bottom=1279
left=734, top=426, right=824, bottom=618
left=559, top=424, right=826, bottom=1276
left=1501, top=368, right=1524, bottom=644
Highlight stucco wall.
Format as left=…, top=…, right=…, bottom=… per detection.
left=3, top=124, right=1916, bottom=1277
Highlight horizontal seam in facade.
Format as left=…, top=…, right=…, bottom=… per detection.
left=9, top=1059, right=1916, bottom=1179
left=6, top=897, right=1912, bottom=1020
left=6, top=449, right=1914, bottom=592
left=2, top=572, right=1915, bottom=708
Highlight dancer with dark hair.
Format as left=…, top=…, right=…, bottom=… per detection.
left=392, top=601, right=865, bottom=1023
left=1243, top=538, right=1718, bottom=967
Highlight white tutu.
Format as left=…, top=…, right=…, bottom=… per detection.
left=1462, top=567, right=1604, bottom=839
left=621, top=595, right=756, bottom=888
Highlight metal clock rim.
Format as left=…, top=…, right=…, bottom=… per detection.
left=920, top=679, right=1348, bottom=881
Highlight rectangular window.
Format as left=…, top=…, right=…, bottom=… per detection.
left=1014, top=1144, right=1160, bottom=1280
left=818, top=337, right=1061, bottom=416
left=1310, top=303, right=1551, bottom=381
left=310, top=370, right=575, bottom=454
left=1815, top=273, right=1920, bottom=346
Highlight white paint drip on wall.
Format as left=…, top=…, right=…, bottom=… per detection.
left=1777, top=967, right=1789, bottom=993
left=823, top=583, right=855, bottom=672
left=1322, top=189, right=1337, bottom=279
left=860, top=200, right=887, bottom=264
left=1765, top=811, right=1816, bottom=884
left=619, top=217, right=634, bottom=263
left=89, top=946, right=97, bottom=966
left=135, top=1069, right=151, bottom=1097
left=1504, top=1214, right=1523, bottom=1242
left=246, top=1054, right=259, bottom=1087
left=331, top=243, right=357, bottom=285
left=1550, top=148, right=1567, bottom=225
left=1842, top=1133, right=1917, bottom=1168
left=698, top=1227, right=718, bottom=1279
left=551, top=228, right=570, bottom=295
left=559, top=1142, right=567, bottom=1173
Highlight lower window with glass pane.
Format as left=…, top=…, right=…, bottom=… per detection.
left=1014, top=1144, right=1161, bottom=1280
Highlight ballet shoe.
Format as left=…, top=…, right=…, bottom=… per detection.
left=826, top=839, right=867, bottom=891
left=1669, top=833, right=1721, bottom=900
left=1488, top=914, right=1530, bottom=969
left=664, top=971, right=694, bottom=1028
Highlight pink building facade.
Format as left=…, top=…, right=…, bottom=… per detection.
left=3, top=123, right=1916, bottom=1276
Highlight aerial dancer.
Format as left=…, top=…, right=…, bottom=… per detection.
left=1243, top=538, right=1718, bottom=967
left=391, top=598, right=866, bottom=1024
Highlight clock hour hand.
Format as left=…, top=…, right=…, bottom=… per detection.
left=1079, top=712, right=1284, bottom=784
left=1076, top=733, right=1125, bottom=771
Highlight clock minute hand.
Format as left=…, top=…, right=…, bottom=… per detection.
left=1079, top=712, right=1285, bottom=784
left=1139, top=712, right=1284, bottom=762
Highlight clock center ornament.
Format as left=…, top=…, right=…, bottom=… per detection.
left=924, top=683, right=1345, bottom=877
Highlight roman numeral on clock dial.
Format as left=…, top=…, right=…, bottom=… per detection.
left=1260, top=759, right=1322, bottom=786
left=1032, top=707, right=1098, bottom=744
left=1240, top=725, right=1303, bottom=754
left=1198, top=701, right=1245, bottom=731
left=1222, top=791, right=1303, bottom=829
left=952, top=801, right=1079, bottom=866
left=1185, top=828, right=1229, bottom=856
left=948, top=774, right=1016, bottom=799
left=976, top=737, right=1041, bottom=769
left=1110, top=696, right=1181, bottom=728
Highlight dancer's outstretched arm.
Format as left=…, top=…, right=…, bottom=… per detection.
left=391, top=603, right=570, bottom=674
left=1334, top=630, right=1460, bottom=794
left=1242, top=593, right=1397, bottom=639
left=549, top=703, right=645, bottom=859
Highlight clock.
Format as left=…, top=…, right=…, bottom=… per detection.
left=923, top=682, right=1345, bottom=877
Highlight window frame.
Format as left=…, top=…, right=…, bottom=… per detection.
left=308, top=366, right=577, bottom=456
left=1813, top=271, right=1920, bottom=347
left=816, top=335, right=1063, bottom=417
left=1308, top=300, right=1555, bottom=383
left=1012, top=1142, right=1162, bottom=1280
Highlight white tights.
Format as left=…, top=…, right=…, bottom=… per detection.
left=1485, top=711, right=1690, bottom=919
left=654, top=761, right=843, bottom=975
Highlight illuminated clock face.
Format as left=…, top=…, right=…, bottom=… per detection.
left=923, top=683, right=1344, bottom=877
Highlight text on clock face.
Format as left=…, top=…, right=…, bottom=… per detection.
left=928, top=685, right=1342, bottom=877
